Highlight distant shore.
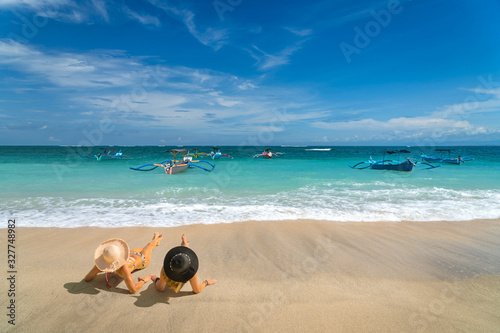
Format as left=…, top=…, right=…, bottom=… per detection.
left=2, top=219, right=500, bottom=332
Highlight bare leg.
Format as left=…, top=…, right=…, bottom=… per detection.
left=130, top=232, right=163, bottom=268
left=189, top=273, right=217, bottom=294
left=142, top=232, right=163, bottom=267
left=181, top=234, right=189, bottom=247
left=180, top=234, right=216, bottom=293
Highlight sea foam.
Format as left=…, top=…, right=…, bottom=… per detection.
left=2, top=185, right=499, bottom=227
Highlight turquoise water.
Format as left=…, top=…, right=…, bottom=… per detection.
left=1, top=146, right=499, bottom=227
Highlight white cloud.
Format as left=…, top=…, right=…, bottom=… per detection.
left=0, top=39, right=143, bottom=87
left=237, top=81, right=258, bottom=90
left=249, top=44, right=303, bottom=70
left=0, top=0, right=160, bottom=27
left=123, top=5, right=160, bottom=27
left=90, top=0, right=108, bottom=22
left=434, top=89, right=500, bottom=118
left=87, top=92, right=186, bottom=116
left=311, top=113, right=500, bottom=143
left=312, top=117, right=471, bottom=131
left=216, top=98, right=241, bottom=107
left=248, top=33, right=311, bottom=71
left=147, top=0, right=228, bottom=50
left=1, top=0, right=110, bottom=24
left=48, top=136, right=60, bottom=141
left=0, top=0, right=69, bottom=8
left=0, top=39, right=304, bottom=134
left=285, top=27, right=313, bottom=37
left=462, top=87, right=500, bottom=95
left=240, top=109, right=329, bottom=128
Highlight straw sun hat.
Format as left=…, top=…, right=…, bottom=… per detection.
left=163, top=246, right=199, bottom=283
left=94, top=239, right=129, bottom=272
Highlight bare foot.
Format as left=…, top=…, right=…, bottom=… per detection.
left=152, top=232, right=163, bottom=246
left=206, top=279, right=216, bottom=286
left=181, top=234, right=189, bottom=247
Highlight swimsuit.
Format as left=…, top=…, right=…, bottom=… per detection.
left=104, top=252, right=147, bottom=289
left=127, top=252, right=146, bottom=270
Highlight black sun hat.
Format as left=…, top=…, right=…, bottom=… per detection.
left=163, top=246, right=199, bottom=283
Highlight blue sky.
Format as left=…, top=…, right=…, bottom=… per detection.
left=1, top=0, right=499, bottom=146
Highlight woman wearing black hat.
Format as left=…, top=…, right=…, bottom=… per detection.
left=151, top=234, right=216, bottom=293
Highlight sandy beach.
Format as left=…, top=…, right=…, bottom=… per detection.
left=2, top=219, right=500, bottom=332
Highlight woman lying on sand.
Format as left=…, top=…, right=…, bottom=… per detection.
left=151, top=234, right=216, bottom=293
left=84, top=232, right=163, bottom=294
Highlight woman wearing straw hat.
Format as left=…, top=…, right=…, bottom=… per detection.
left=84, top=232, right=163, bottom=294
left=151, top=234, right=216, bottom=294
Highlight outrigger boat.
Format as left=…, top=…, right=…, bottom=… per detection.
left=253, top=148, right=285, bottom=159
left=183, top=148, right=202, bottom=159
left=130, top=149, right=215, bottom=174
left=350, top=150, right=440, bottom=171
left=421, top=149, right=473, bottom=165
left=199, top=147, right=233, bottom=160
left=82, top=148, right=132, bottom=161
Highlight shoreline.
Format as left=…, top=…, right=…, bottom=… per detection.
left=7, top=217, right=500, bottom=229
left=2, top=219, right=499, bottom=332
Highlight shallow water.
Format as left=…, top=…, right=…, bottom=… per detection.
left=1, top=145, right=499, bottom=227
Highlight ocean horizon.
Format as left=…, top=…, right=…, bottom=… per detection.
left=1, top=145, right=499, bottom=228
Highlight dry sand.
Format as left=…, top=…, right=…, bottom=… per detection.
left=1, top=220, right=500, bottom=332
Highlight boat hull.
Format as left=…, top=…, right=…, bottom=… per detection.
left=370, top=161, right=414, bottom=171
left=441, top=158, right=461, bottom=165
left=166, top=163, right=189, bottom=174
left=421, top=155, right=442, bottom=163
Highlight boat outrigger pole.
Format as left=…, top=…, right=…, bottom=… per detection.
left=349, top=149, right=441, bottom=171
left=130, top=148, right=215, bottom=174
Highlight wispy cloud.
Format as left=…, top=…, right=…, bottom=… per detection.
left=0, top=39, right=142, bottom=87
left=309, top=0, right=389, bottom=29
left=147, top=0, right=228, bottom=50
left=248, top=42, right=305, bottom=71
left=312, top=113, right=499, bottom=143
left=122, top=5, right=160, bottom=27
left=0, top=0, right=69, bottom=8
left=285, top=27, right=313, bottom=37
left=0, top=0, right=162, bottom=27
left=246, top=25, right=312, bottom=71
left=0, top=0, right=111, bottom=24
left=434, top=88, right=500, bottom=117
left=313, top=117, right=471, bottom=131
left=307, top=80, right=500, bottom=143
left=216, top=97, right=241, bottom=107
left=90, top=0, right=109, bottom=22
left=237, top=80, right=258, bottom=90
left=0, top=43, right=311, bottom=132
